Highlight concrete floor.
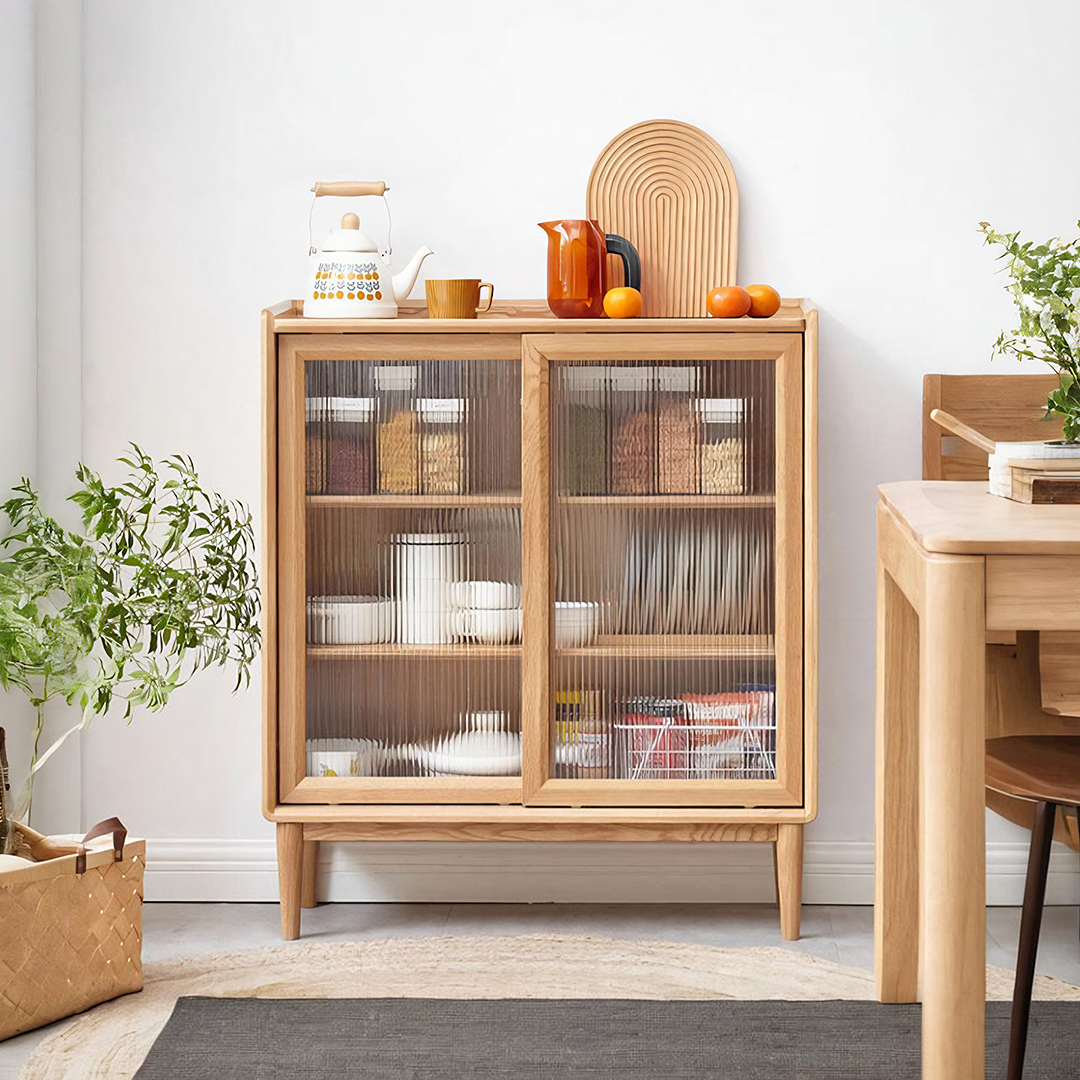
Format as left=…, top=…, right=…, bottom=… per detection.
left=2, top=902, right=1078, bottom=1076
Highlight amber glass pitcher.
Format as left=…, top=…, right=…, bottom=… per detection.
left=539, top=220, right=641, bottom=319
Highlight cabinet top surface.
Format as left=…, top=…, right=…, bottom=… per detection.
left=265, top=298, right=815, bottom=335
left=880, top=480, right=1080, bottom=555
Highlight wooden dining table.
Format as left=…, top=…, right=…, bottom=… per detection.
left=876, top=480, right=1080, bottom=1080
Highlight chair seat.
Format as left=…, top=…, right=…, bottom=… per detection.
left=986, top=736, right=1080, bottom=806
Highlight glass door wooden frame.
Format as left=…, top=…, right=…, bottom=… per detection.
left=520, top=333, right=805, bottom=808
left=276, top=333, right=525, bottom=805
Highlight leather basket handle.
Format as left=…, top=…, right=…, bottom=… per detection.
left=311, top=181, right=388, bottom=197
left=75, top=817, right=127, bottom=876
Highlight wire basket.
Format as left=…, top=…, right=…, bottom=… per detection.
left=614, top=692, right=776, bottom=780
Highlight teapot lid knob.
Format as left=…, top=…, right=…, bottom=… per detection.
left=341, top=212, right=360, bottom=230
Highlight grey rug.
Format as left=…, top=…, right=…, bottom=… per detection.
left=133, top=996, right=1075, bottom=1078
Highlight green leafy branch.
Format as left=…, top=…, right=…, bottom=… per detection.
left=979, top=221, right=1080, bottom=442
left=0, top=446, right=260, bottom=819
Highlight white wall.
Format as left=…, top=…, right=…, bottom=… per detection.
left=0, top=0, right=40, bottom=817
left=20, top=0, right=1080, bottom=901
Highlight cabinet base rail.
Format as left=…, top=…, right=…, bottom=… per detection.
left=274, top=820, right=804, bottom=943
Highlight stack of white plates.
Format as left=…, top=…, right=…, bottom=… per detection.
left=393, top=712, right=522, bottom=776
left=555, top=601, right=600, bottom=648
left=307, top=596, right=394, bottom=644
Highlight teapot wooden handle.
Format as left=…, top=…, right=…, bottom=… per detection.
left=311, top=181, right=389, bottom=197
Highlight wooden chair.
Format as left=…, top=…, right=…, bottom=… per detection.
left=924, top=374, right=1080, bottom=1079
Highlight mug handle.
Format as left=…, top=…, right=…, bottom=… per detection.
left=604, top=235, right=642, bottom=291
left=477, top=282, right=495, bottom=313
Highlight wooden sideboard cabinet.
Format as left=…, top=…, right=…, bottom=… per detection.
left=261, top=298, right=818, bottom=939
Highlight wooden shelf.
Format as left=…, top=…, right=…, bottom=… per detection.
left=307, top=644, right=522, bottom=659
left=558, top=494, right=775, bottom=508
left=556, top=635, right=774, bottom=659
left=307, top=492, right=521, bottom=509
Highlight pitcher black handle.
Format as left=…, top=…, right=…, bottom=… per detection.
left=604, top=234, right=641, bottom=292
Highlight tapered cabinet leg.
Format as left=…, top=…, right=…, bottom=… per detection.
left=776, top=824, right=804, bottom=941
left=875, top=547, right=921, bottom=1002
left=277, top=822, right=303, bottom=941
left=301, top=839, right=320, bottom=909
left=919, top=555, right=986, bottom=1080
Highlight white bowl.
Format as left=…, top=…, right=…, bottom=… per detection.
left=307, top=596, right=394, bottom=644
left=455, top=607, right=523, bottom=645
left=449, top=581, right=522, bottom=610
left=555, top=601, right=600, bottom=648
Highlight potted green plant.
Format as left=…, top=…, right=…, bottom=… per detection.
left=980, top=221, right=1080, bottom=445
left=0, top=447, right=259, bottom=1040
left=0, top=445, right=260, bottom=832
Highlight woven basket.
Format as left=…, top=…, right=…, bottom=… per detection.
left=0, top=821, right=144, bottom=1041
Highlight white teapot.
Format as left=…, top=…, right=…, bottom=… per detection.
left=305, top=181, right=433, bottom=319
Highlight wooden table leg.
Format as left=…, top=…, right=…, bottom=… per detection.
left=277, top=822, right=303, bottom=941
left=301, top=839, right=319, bottom=909
left=875, top=550, right=921, bottom=1001
left=776, top=824, right=803, bottom=940
left=919, top=555, right=986, bottom=1080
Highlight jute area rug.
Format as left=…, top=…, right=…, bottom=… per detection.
left=20, top=934, right=1080, bottom=1080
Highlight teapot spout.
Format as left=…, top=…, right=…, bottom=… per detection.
left=392, top=247, right=434, bottom=305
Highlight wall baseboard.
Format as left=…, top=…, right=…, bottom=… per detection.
left=143, top=839, right=1080, bottom=907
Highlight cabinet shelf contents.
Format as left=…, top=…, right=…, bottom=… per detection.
left=293, top=349, right=787, bottom=783
left=300, top=355, right=523, bottom=780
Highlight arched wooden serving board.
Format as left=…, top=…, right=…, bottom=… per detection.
left=586, top=119, right=739, bottom=318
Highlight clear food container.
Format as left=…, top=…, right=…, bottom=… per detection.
left=417, top=397, right=467, bottom=495
left=557, top=365, right=609, bottom=496
left=697, top=397, right=746, bottom=495
left=656, top=366, right=700, bottom=494
left=610, top=366, right=656, bottom=495
left=306, top=396, right=375, bottom=496
left=375, top=365, right=420, bottom=494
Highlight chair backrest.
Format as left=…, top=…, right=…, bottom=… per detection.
left=922, top=373, right=1062, bottom=480
left=924, top=374, right=1080, bottom=736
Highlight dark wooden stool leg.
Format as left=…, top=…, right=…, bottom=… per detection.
left=1008, top=800, right=1056, bottom=1080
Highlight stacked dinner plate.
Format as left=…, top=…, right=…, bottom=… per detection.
left=554, top=601, right=600, bottom=648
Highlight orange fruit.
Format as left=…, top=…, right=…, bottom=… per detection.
left=706, top=286, right=752, bottom=319
left=746, top=284, right=781, bottom=318
left=603, top=287, right=642, bottom=319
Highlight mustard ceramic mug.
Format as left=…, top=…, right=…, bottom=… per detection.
left=425, top=278, right=495, bottom=319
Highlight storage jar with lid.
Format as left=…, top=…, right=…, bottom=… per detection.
left=417, top=397, right=467, bottom=495
left=306, top=396, right=375, bottom=496
left=375, top=365, right=420, bottom=494
left=610, top=366, right=656, bottom=495
left=697, top=398, right=746, bottom=495
left=557, top=365, right=609, bottom=496
left=656, top=366, right=700, bottom=494
left=393, top=531, right=465, bottom=644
